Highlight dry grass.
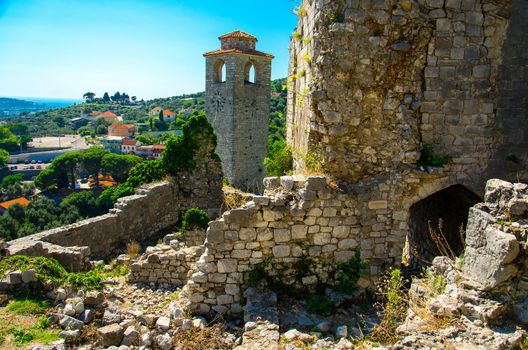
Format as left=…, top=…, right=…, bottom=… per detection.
left=126, top=241, right=140, bottom=259
left=172, top=324, right=235, bottom=350
left=368, top=269, right=408, bottom=345
left=222, top=185, right=250, bottom=211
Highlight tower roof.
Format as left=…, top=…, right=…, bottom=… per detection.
left=203, top=48, right=274, bottom=59
left=219, top=30, right=257, bottom=41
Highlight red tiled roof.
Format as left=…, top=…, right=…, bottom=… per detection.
left=122, top=139, right=139, bottom=146
left=203, top=48, right=274, bottom=59
left=219, top=31, right=257, bottom=41
left=0, top=197, right=29, bottom=209
left=163, top=109, right=174, bottom=116
left=102, top=111, right=117, bottom=118
left=153, top=144, right=165, bottom=150
left=150, top=106, right=161, bottom=113
left=109, top=123, right=134, bottom=130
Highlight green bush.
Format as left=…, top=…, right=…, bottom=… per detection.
left=126, top=159, right=165, bottom=188
left=181, top=208, right=210, bottom=232
left=307, top=295, right=335, bottom=316
left=264, top=137, right=293, bottom=176
left=335, top=251, right=368, bottom=293
left=417, top=143, right=451, bottom=167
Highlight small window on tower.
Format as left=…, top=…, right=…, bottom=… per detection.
left=244, top=61, right=257, bottom=84
left=214, top=59, right=226, bottom=83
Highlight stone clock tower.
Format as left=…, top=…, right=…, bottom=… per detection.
left=204, top=30, right=273, bottom=191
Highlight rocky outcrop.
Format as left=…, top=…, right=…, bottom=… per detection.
left=395, top=178, right=528, bottom=349
left=463, top=179, right=527, bottom=291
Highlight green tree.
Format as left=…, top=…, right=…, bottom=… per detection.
left=101, top=153, right=142, bottom=183
left=1, top=174, right=24, bottom=189
left=264, top=137, right=293, bottom=176
left=25, top=197, right=61, bottom=232
left=82, top=92, right=96, bottom=102
left=53, top=116, right=65, bottom=128
left=7, top=203, right=26, bottom=223
left=80, top=148, right=108, bottom=187
left=96, top=125, right=108, bottom=135
left=0, top=127, right=18, bottom=152
left=103, top=92, right=111, bottom=102
left=0, top=149, right=9, bottom=168
left=34, top=167, right=58, bottom=191
left=126, top=160, right=165, bottom=188
left=0, top=214, right=19, bottom=241
left=135, top=135, right=154, bottom=145
left=111, top=91, right=122, bottom=102
left=60, top=191, right=98, bottom=217
left=158, top=110, right=164, bottom=123
left=53, top=152, right=81, bottom=189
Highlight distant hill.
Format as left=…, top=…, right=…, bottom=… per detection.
left=0, top=97, right=49, bottom=117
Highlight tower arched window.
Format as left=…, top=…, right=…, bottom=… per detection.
left=214, top=59, right=226, bottom=83
left=244, top=61, right=257, bottom=84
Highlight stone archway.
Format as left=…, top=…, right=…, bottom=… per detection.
left=405, top=184, right=481, bottom=270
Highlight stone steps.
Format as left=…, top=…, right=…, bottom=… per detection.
left=235, top=287, right=280, bottom=350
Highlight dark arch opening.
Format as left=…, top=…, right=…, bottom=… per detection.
left=244, top=61, right=256, bottom=84
left=405, top=185, right=481, bottom=270
left=213, top=59, right=226, bottom=83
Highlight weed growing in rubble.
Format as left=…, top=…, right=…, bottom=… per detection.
left=335, top=250, right=368, bottom=292
left=126, top=241, right=140, bottom=259
left=368, top=268, right=408, bottom=344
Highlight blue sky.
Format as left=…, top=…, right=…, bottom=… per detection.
left=0, top=0, right=299, bottom=99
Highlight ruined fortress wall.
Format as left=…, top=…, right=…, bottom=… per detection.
left=287, top=0, right=527, bottom=188
left=183, top=173, right=461, bottom=314
left=5, top=160, right=223, bottom=266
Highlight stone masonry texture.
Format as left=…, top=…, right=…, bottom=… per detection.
left=204, top=32, right=273, bottom=191
left=287, top=0, right=527, bottom=190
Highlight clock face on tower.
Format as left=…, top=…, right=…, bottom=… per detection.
left=211, top=91, right=226, bottom=114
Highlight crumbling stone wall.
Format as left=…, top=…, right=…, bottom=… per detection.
left=288, top=0, right=527, bottom=188
left=128, top=231, right=206, bottom=286
left=5, top=159, right=223, bottom=270
left=181, top=172, right=478, bottom=314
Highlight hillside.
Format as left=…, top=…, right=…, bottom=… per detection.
left=0, top=97, right=48, bottom=117
left=4, top=79, right=287, bottom=139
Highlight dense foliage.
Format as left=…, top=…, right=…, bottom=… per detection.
left=0, top=192, right=109, bottom=241
left=161, top=112, right=217, bottom=176
left=181, top=208, right=210, bottom=233
left=265, top=78, right=292, bottom=176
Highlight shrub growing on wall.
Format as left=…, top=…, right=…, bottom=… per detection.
left=161, top=112, right=217, bottom=176
left=180, top=208, right=210, bottom=233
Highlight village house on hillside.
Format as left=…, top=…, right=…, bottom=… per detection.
left=162, top=109, right=176, bottom=122
left=121, top=138, right=140, bottom=154
left=100, top=136, right=123, bottom=153
left=108, top=123, right=135, bottom=137
left=149, top=106, right=162, bottom=116
left=102, top=111, right=122, bottom=123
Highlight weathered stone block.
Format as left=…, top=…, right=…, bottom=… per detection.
left=218, top=259, right=238, bottom=273
left=272, top=245, right=291, bottom=257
